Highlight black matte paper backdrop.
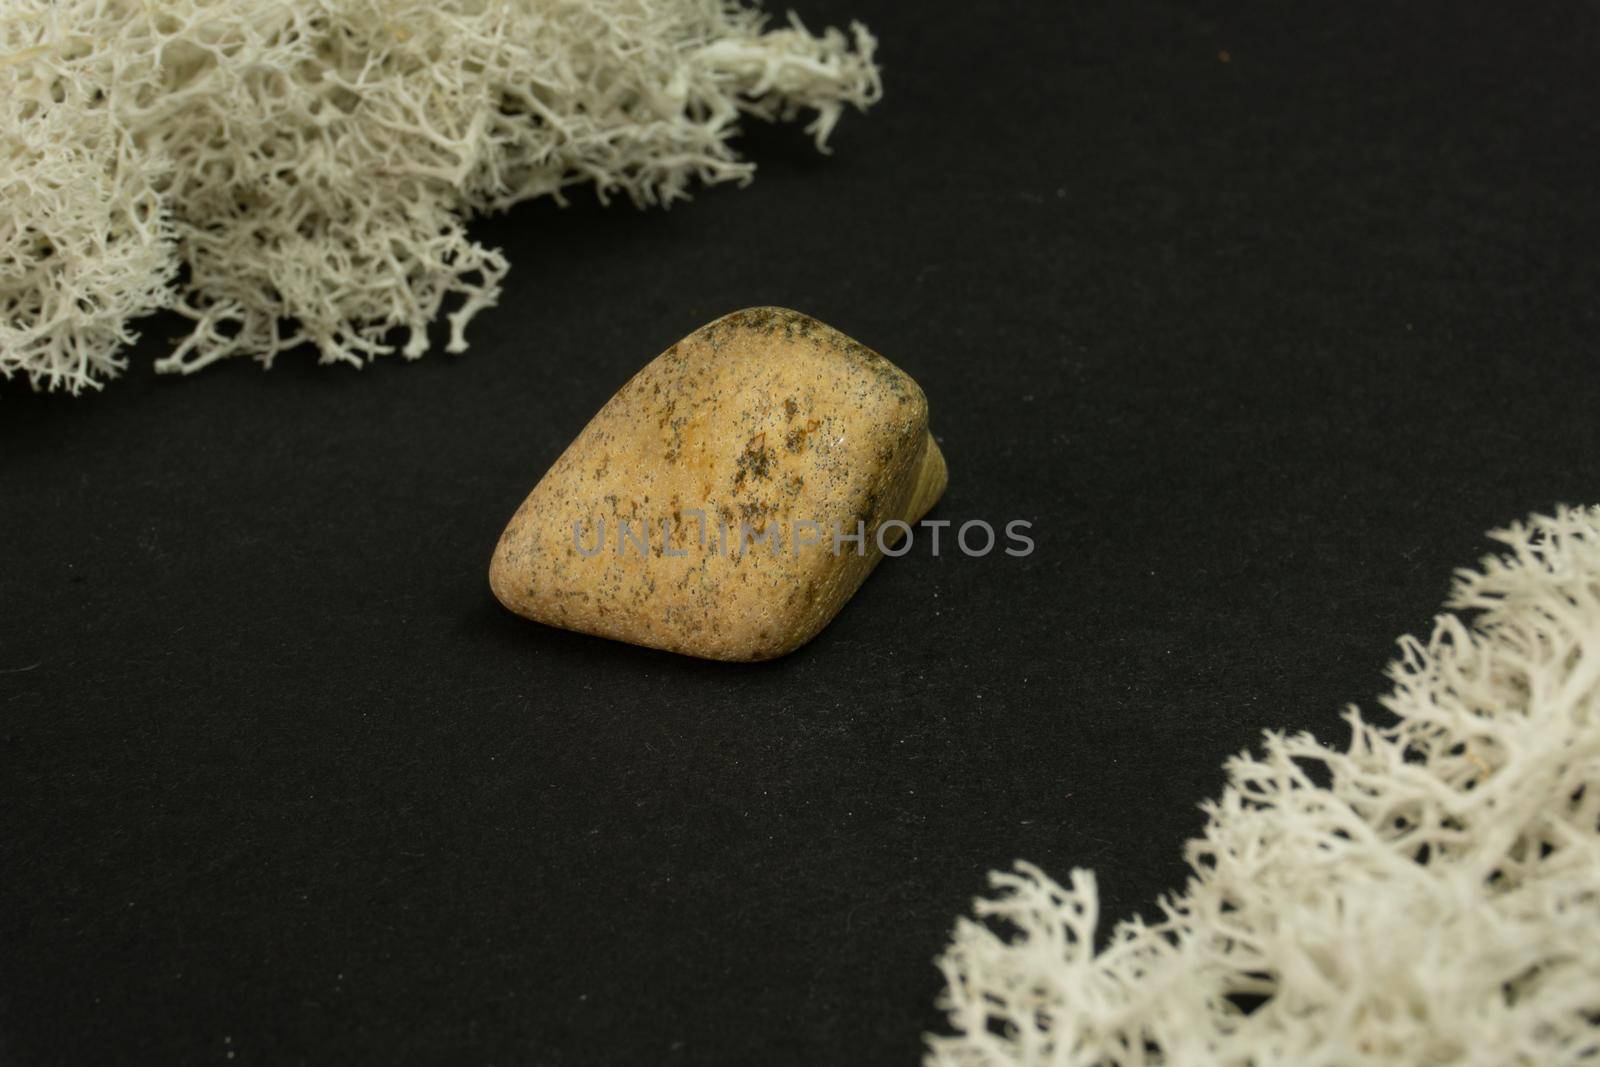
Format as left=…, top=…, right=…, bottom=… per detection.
left=4, top=1, right=1599, bottom=1063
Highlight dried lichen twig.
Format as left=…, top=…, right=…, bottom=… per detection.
left=0, top=0, right=881, bottom=393
left=931, top=505, right=1600, bottom=1067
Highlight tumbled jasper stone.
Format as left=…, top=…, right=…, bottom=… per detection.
left=489, top=307, right=947, bottom=661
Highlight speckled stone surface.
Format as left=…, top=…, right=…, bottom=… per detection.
left=489, top=307, right=947, bottom=661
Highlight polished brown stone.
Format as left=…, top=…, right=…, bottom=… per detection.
left=489, top=307, right=947, bottom=660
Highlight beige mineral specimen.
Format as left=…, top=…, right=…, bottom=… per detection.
left=489, top=307, right=947, bottom=660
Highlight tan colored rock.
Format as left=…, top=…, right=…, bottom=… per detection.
left=488, top=307, right=947, bottom=661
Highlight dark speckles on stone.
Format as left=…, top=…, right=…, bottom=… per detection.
left=732, top=431, right=775, bottom=491
left=784, top=417, right=820, bottom=454
left=856, top=490, right=880, bottom=528
left=730, top=307, right=782, bottom=335
left=738, top=499, right=776, bottom=532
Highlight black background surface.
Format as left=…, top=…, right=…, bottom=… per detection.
left=4, top=1, right=1599, bottom=1063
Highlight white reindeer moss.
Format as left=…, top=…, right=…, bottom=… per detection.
left=931, top=506, right=1600, bottom=1067
left=0, top=0, right=881, bottom=392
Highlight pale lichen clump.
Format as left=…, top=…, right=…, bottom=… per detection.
left=931, top=506, right=1600, bottom=1067
left=0, top=0, right=881, bottom=393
